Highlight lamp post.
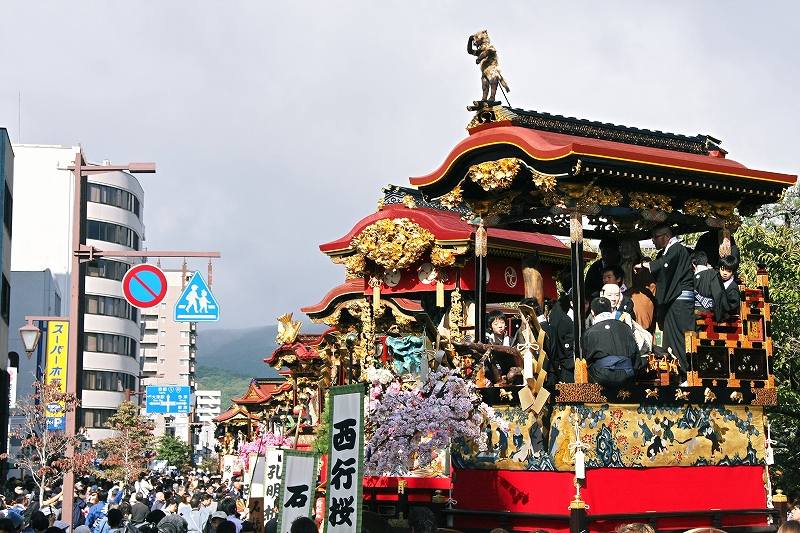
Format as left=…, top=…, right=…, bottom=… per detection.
left=61, top=150, right=155, bottom=520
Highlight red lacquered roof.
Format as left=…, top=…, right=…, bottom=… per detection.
left=319, top=204, right=570, bottom=257
left=230, top=379, right=293, bottom=404
left=212, top=405, right=261, bottom=423
left=409, top=123, right=796, bottom=188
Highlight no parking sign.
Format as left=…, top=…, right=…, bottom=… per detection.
left=122, top=264, right=168, bottom=309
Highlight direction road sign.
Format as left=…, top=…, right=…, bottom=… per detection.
left=122, top=264, right=168, bottom=309
left=174, top=270, right=219, bottom=322
left=145, top=386, right=191, bottom=414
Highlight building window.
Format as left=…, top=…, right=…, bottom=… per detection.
left=87, top=220, right=140, bottom=249
left=160, top=317, right=166, bottom=323
left=159, top=345, right=165, bottom=351
left=85, top=294, right=138, bottom=322
left=4, top=181, right=12, bottom=237
left=1, top=273, right=10, bottom=324
left=180, top=359, right=189, bottom=366
left=160, top=331, right=165, bottom=337
left=180, top=345, right=189, bottom=352
left=179, top=374, right=189, bottom=381
left=159, top=358, right=165, bottom=364
left=83, top=408, right=117, bottom=429
left=87, top=259, right=130, bottom=282
left=180, top=331, right=189, bottom=338
left=84, top=332, right=137, bottom=358
left=83, top=370, right=136, bottom=392
left=88, top=182, right=141, bottom=218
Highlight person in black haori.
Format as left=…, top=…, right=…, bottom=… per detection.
left=582, top=297, right=640, bottom=388
left=690, top=250, right=727, bottom=322
left=634, top=223, right=694, bottom=382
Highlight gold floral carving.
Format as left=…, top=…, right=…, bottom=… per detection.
left=342, top=254, right=366, bottom=279
left=351, top=218, right=434, bottom=270
left=530, top=168, right=558, bottom=191
left=629, top=192, right=673, bottom=213
left=554, top=383, right=607, bottom=403
left=438, top=186, right=463, bottom=209
left=468, top=158, right=521, bottom=192
left=684, top=199, right=715, bottom=217
left=376, top=198, right=385, bottom=212
left=403, top=195, right=417, bottom=209
left=466, top=193, right=520, bottom=219
left=577, top=186, right=623, bottom=211
left=430, top=245, right=456, bottom=267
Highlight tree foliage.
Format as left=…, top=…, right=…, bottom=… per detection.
left=155, top=434, right=192, bottom=469
left=96, top=401, right=155, bottom=483
left=1, top=381, right=95, bottom=503
left=737, top=186, right=800, bottom=496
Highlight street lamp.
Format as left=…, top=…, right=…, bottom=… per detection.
left=19, top=322, right=42, bottom=359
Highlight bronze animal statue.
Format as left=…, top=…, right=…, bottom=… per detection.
left=467, top=30, right=510, bottom=102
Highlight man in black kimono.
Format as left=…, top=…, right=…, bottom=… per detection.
left=635, top=223, right=695, bottom=382
left=547, top=290, right=576, bottom=384
left=582, top=297, right=640, bottom=388
left=719, top=254, right=741, bottom=315
left=584, top=236, right=621, bottom=299
left=691, top=250, right=727, bottom=322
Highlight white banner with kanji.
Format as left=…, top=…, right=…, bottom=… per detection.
left=324, top=384, right=364, bottom=533
left=277, top=450, right=318, bottom=533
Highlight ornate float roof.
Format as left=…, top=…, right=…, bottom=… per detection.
left=320, top=201, right=572, bottom=260
left=230, top=378, right=293, bottom=405
left=212, top=405, right=261, bottom=424
left=408, top=106, right=797, bottom=238
left=301, top=279, right=423, bottom=322
left=264, top=339, right=324, bottom=365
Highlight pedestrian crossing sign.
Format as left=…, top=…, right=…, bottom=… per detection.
left=174, top=270, right=219, bottom=322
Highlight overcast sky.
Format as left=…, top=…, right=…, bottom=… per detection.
left=1, top=2, right=798, bottom=330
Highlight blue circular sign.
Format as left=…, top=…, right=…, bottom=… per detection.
left=122, top=264, right=168, bottom=309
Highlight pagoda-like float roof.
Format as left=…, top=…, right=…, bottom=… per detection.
left=320, top=201, right=573, bottom=261
left=229, top=378, right=293, bottom=405
left=409, top=106, right=797, bottom=237
left=300, top=278, right=423, bottom=323
left=212, top=404, right=262, bottom=424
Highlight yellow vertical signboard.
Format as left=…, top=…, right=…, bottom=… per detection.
left=45, top=321, right=69, bottom=430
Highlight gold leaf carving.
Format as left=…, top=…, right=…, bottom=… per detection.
left=684, top=199, right=715, bottom=218
left=403, top=195, right=417, bottom=209
left=531, top=169, right=558, bottom=191
left=430, top=245, right=456, bottom=267
left=438, top=186, right=463, bottom=209
left=352, top=218, right=434, bottom=270
left=342, top=254, right=366, bottom=279
left=629, top=192, right=673, bottom=213
left=468, top=158, right=521, bottom=192
left=578, top=186, right=622, bottom=210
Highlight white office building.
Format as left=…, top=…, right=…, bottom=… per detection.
left=139, top=270, right=198, bottom=443
left=195, top=390, right=221, bottom=455
left=11, top=145, right=145, bottom=440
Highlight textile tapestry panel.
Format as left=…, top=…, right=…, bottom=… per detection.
left=451, top=403, right=764, bottom=471
left=550, top=403, right=765, bottom=470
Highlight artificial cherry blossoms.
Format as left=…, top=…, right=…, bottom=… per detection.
left=364, top=367, right=507, bottom=476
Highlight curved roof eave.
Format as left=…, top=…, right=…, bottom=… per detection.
left=409, top=124, right=796, bottom=189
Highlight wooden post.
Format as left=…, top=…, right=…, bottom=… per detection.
left=570, top=211, right=585, bottom=363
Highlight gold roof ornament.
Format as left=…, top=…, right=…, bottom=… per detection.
left=276, top=313, right=302, bottom=345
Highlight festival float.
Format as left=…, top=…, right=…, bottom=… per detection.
left=229, top=31, right=797, bottom=533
